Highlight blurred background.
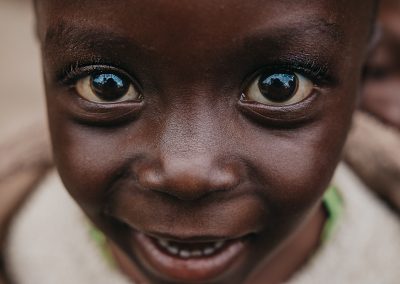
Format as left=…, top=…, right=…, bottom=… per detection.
left=0, top=0, right=45, bottom=139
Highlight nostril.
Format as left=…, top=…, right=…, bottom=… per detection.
left=135, top=157, right=242, bottom=201
left=165, top=177, right=215, bottom=201
left=155, top=170, right=239, bottom=202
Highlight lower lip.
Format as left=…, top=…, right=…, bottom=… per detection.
left=132, top=232, right=247, bottom=282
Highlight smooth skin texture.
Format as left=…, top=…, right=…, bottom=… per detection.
left=362, top=0, right=400, bottom=129
left=35, top=1, right=375, bottom=283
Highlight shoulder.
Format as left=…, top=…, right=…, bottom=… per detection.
left=4, top=170, right=131, bottom=284
left=0, top=122, right=52, bottom=283
left=288, top=163, right=400, bottom=284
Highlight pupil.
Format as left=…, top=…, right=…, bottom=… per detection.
left=90, top=73, right=129, bottom=101
left=258, top=73, right=298, bottom=103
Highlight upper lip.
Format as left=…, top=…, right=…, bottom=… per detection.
left=108, top=209, right=262, bottom=243
left=106, top=187, right=265, bottom=243
left=110, top=214, right=255, bottom=243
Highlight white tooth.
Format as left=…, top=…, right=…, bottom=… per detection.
left=191, top=250, right=203, bottom=257
left=179, top=250, right=191, bottom=258
left=203, top=247, right=215, bottom=256
left=167, top=246, right=179, bottom=255
left=214, top=241, right=225, bottom=249
left=158, top=239, right=169, bottom=248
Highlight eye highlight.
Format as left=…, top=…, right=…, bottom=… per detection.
left=76, top=72, right=141, bottom=104
left=243, top=72, right=313, bottom=106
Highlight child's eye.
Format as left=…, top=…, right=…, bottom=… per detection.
left=242, top=72, right=313, bottom=106
left=76, top=72, right=141, bottom=104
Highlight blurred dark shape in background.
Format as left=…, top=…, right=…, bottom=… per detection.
left=362, top=0, right=400, bottom=129
left=344, top=0, right=400, bottom=212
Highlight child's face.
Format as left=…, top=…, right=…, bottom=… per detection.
left=36, top=0, right=373, bottom=283
left=363, top=0, right=400, bottom=129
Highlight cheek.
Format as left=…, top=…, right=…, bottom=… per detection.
left=48, top=111, right=137, bottom=214
left=249, top=131, right=334, bottom=212
left=245, top=99, right=354, bottom=218
left=51, top=126, right=116, bottom=211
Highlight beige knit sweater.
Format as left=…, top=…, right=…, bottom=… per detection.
left=4, top=164, right=400, bottom=284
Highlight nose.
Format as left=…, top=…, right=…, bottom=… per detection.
left=136, top=103, right=241, bottom=200
left=137, top=155, right=240, bottom=201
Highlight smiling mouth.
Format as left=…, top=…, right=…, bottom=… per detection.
left=155, top=237, right=227, bottom=258
left=133, top=232, right=249, bottom=282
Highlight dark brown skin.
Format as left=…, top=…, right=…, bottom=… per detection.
left=362, top=0, right=400, bottom=129
left=35, top=1, right=374, bottom=283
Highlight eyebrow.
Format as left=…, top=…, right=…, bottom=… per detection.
left=304, top=19, right=344, bottom=42
left=43, top=18, right=345, bottom=55
left=43, top=22, right=137, bottom=55
left=239, top=19, right=345, bottom=55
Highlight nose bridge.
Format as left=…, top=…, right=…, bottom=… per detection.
left=161, top=101, right=219, bottom=160
left=161, top=104, right=226, bottom=199
left=139, top=103, right=240, bottom=201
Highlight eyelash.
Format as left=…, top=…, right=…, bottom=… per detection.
left=58, top=62, right=131, bottom=86
left=250, top=59, right=333, bottom=87
left=58, top=58, right=334, bottom=90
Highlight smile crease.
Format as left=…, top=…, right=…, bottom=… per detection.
left=155, top=238, right=226, bottom=259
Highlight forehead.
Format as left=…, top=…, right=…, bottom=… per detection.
left=36, top=0, right=372, bottom=47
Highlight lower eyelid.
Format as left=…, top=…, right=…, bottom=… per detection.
left=55, top=87, right=145, bottom=126
left=72, top=105, right=144, bottom=126
left=237, top=92, right=321, bottom=127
